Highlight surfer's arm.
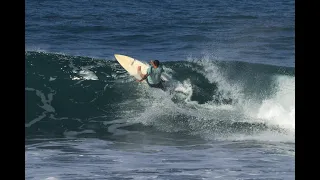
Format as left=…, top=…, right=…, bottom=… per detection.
left=137, top=66, right=150, bottom=82
left=137, top=74, right=149, bottom=82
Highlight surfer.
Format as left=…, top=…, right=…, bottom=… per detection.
left=137, top=60, right=165, bottom=90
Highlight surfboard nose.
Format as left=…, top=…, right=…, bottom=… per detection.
left=114, top=54, right=122, bottom=58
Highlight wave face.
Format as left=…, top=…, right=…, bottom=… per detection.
left=25, top=51, right=295, bottom=142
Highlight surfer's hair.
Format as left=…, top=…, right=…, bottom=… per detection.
left=153, top=60, right=160, bottom=67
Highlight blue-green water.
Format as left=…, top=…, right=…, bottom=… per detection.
left=26, top=0, right=295, bottom=179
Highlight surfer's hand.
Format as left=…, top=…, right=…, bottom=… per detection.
left=137, top=66, right=141, bottom=71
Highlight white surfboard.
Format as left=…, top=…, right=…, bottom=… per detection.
left=114, top=54, right=168, bottom=82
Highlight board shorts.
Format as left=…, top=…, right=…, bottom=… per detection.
left=146, top=79, right=165, bottom=90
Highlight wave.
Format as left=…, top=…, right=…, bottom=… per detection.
left=25, top=51, right=295, bottom=142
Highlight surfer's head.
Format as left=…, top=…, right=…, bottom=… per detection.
left=151, top=60, right=160, bottom=67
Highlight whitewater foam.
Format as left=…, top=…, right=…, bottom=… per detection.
left=25, top=87, right=56, bottom=128
left=256, top=75, right=295, bottom=130
left=70, top=66, right=99, bottom=81
left=190, top=55, right=294, bottom=131
left=124, top=56, right=295, bottom=142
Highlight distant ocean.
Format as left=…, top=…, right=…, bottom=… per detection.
left=25, top=0, right=295, bottom=179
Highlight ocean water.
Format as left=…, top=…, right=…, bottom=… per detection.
left=25, top=0, right=295, bottom=179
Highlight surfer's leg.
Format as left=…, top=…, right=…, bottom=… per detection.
left=146, top=79, right=165, bottom=91
left=159, top=83, right=165, bottom=91
left=146, top=78, right=152, bottom=87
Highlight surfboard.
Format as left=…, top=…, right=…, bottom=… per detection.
left=114, top=54, right=149, bottom=81
left=114, top=54, right=168, bottom=82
